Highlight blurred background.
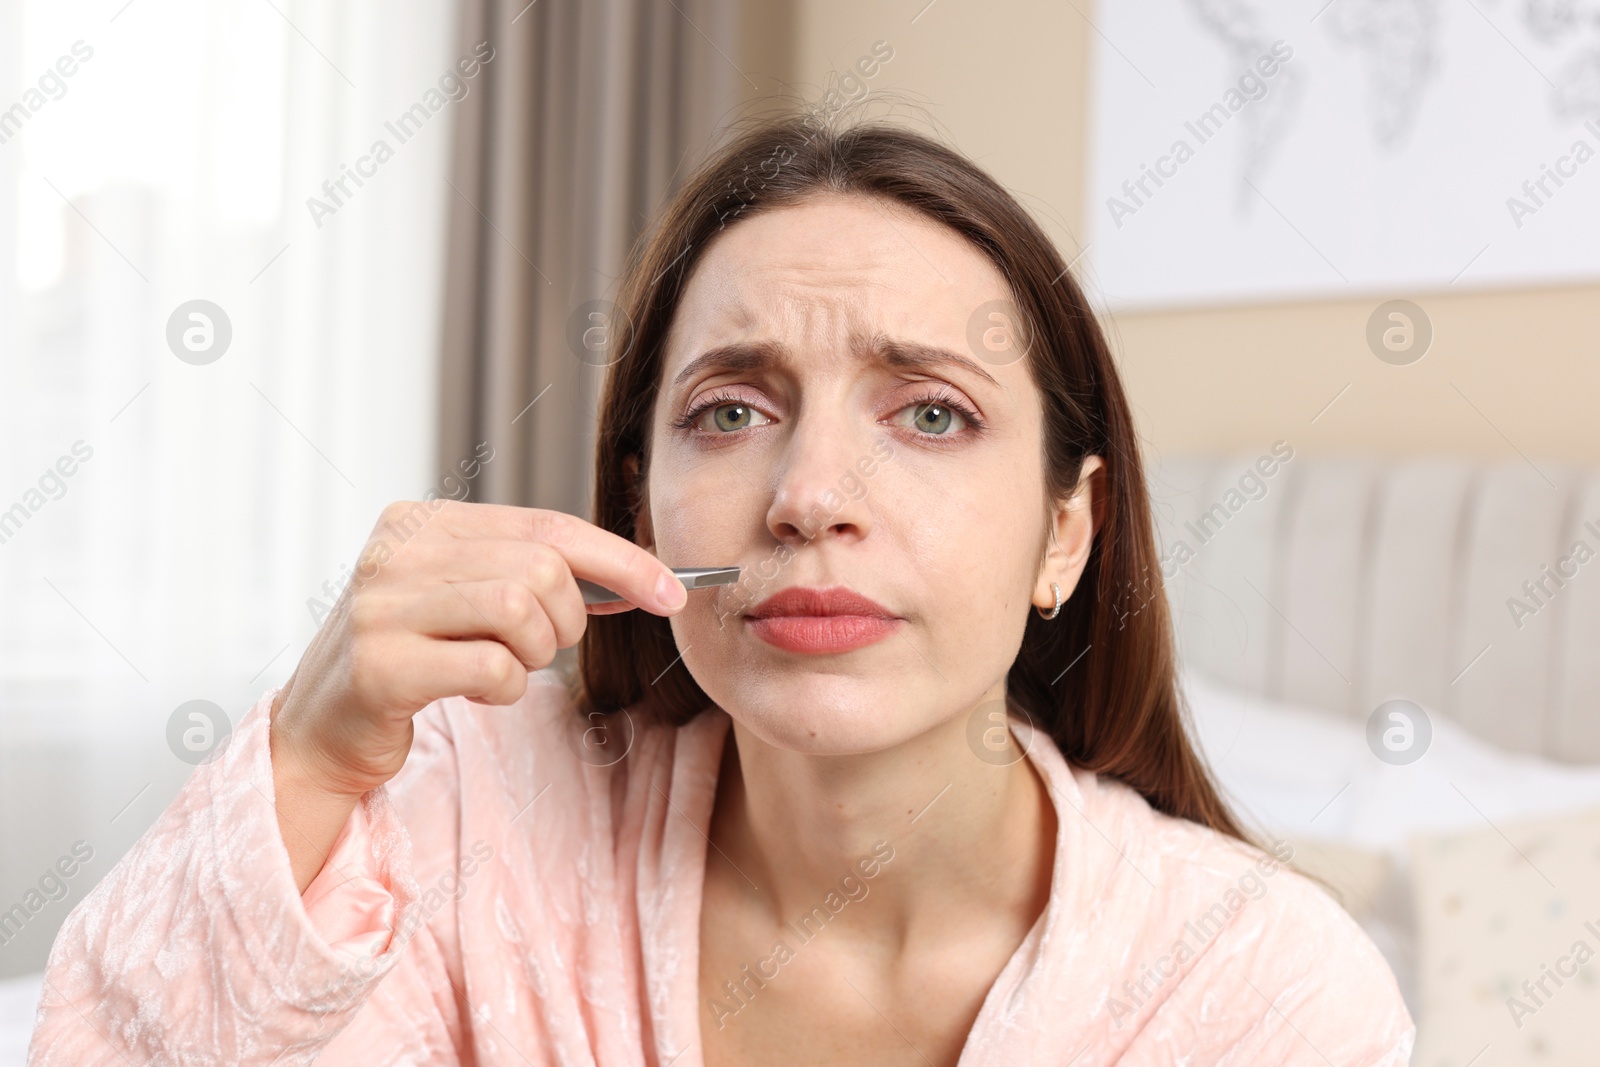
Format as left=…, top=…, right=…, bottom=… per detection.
left=3, top=1, right=1599, bottom=1063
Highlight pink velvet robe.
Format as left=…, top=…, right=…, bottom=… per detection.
left=28, top=672, right=1415, bottom=1064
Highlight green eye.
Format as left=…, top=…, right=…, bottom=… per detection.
left=912, top=403, right=953, bottom=434
left=712, top=403, right=752, bottom=432
left=688, top=399, right=768, bottom=435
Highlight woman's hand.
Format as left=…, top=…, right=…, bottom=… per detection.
left=267, top=500, right=686, bottom=892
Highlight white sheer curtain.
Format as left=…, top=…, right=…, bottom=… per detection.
left=0, top=0, right=459, bottom=978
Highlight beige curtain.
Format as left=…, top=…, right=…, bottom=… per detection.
left=438, top=0, right=751, bottom=516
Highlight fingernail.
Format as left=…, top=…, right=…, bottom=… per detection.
left=657, top=573, right=687, bottom=610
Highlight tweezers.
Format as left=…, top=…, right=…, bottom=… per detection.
left=578, top=566, right=742, bottom=605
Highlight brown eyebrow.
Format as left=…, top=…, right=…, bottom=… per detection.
left=669, top=335, right=1001, bottom=392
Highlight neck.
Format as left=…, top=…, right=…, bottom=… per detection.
left=707, top=701, right=1057, bottom=956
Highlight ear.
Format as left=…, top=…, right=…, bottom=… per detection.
left=1034, top=455, right=1106, bottom=614
left=623, top=454, right=656, bottom=554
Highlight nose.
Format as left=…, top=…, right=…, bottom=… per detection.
left=765, top=409, right=876, bottom=548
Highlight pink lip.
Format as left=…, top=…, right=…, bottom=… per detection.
left=745, top=586, right=900, bottom=654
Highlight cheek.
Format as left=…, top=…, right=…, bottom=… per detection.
left=881, top=449, right=1044, bottom=577
left=907, top=490, right=1038, bottom=614
left=855, top=463, right=1044, bottom=688
left=647, top=457, right=755, bottom=558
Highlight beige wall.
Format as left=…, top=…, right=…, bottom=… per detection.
left=736, top=0, right=1600, bottom=464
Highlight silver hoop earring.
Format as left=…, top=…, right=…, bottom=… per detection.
left=1037, top=582, right=1062, bottom=621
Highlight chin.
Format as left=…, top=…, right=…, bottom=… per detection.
left=690, top=668, right=930, bottom=757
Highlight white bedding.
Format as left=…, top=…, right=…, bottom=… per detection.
left=1181, top=666, right=1600, bottom=849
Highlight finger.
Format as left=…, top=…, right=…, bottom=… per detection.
left=351, top=581, right=571, bottom=667
left=352, top=540, right=590, bottom=638
left=356, top=536, right=672, bottom=623
left=361, top=633, right=532, bottom=710
left=375, top=500, right=683, bottom=614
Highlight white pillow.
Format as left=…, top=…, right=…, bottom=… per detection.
left=1179, top=667, right=1600, bottom=851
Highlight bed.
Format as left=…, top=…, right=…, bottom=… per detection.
left=1152, top=450, right=1600, bottom=1066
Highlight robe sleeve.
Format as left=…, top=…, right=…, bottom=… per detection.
left=25, top=686, right=469, bottom=1066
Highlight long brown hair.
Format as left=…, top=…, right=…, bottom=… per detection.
left=575, top=109, right=1251, bottom=845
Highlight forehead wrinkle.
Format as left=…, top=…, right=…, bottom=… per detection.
left=728, top=263, right=939, bottom=337
left=741, top=258, right=938, bottom=299
left=677, top=279, right=870, bottom=358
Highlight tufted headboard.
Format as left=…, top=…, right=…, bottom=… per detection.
left=1146, top=451, right=1600, bottom=764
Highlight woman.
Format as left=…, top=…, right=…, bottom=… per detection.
left=29, top=114, right=1413, bottom=1065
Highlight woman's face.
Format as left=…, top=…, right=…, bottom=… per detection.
left=643, top=191, right=1087, bottom=756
